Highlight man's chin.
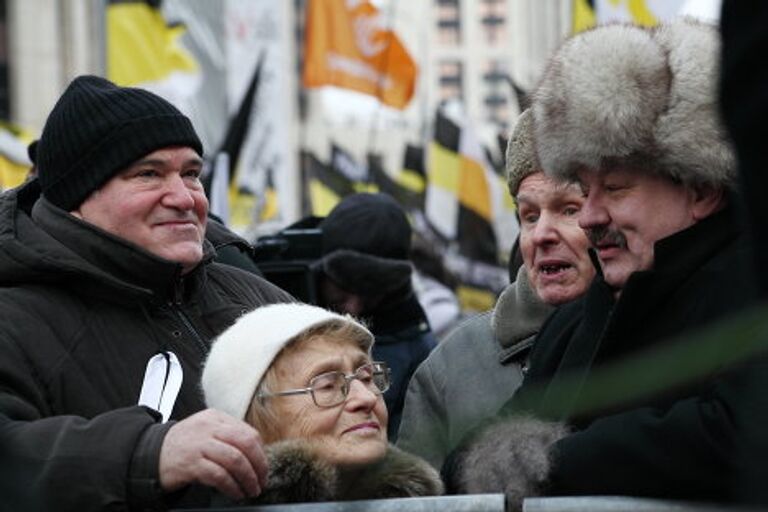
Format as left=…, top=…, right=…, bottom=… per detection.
left=154, top=246, right=204, bottom=270
left=601, top=267, right=631, bottom=291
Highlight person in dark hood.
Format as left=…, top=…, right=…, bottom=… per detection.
left=315, top=193, right=437, bottom=440
left=0, top=75, right=291, bottom=511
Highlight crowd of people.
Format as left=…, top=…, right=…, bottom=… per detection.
left=1, top=7, right=767, bottom=512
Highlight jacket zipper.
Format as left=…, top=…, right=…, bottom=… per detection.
left=171, top=305, right=209, bottom=356
left=165, top=275, right=209, bottom=356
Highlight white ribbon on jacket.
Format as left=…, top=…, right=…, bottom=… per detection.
left=138, top=351, right=183, bottom=423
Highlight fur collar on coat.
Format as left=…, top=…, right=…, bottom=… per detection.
left=250, top=440, right=444, bottom=505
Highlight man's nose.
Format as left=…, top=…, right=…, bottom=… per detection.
left=162, top=174, right=195, bottom=209
left=532, top=212, right=559, bottom=245
left=578, top=192, right=609, bottom=230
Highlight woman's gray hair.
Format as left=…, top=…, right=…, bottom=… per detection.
left=245, top=318, right=373, bottom=442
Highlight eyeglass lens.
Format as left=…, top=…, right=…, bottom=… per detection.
left=310, top=363, right=389, bottom=407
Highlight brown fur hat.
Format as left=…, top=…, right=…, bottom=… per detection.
left=532, top=18, right=735, bottom=189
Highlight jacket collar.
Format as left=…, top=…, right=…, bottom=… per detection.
left=492, top=266, right=554, bottom=357
left=30, top=196, right=214, bottom=303
left=248, top=441, right=443, bottom=504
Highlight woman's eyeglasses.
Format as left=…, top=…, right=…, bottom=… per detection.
left=259, top=361, right=391, bottom=408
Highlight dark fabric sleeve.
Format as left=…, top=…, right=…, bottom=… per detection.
left=0, top=319, right=164, bottom=511
left=0, top=407, right=162, bottom=512
left=546, top=376, right=743, bottom=501
left=127, top=418, right=175, bottom=510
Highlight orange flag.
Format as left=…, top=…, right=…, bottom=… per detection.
left=303, top=0, right=417, bottom=110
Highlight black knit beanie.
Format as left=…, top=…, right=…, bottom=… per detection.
left=322, top=193, right=411, bottom=259
left=36, top=75, right=203, bottom=210
left=319, top=193, right=413, bottom=296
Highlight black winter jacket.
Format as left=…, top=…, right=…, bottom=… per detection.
left=0, top=181, right=291, bottom=511
left=504, top=205, right=758, bottom=501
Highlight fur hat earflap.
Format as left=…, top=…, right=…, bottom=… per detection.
left=532, top=18, right=734, bottom=189
left=321, top=249, right=413, bottom=297
left=201, top=303, right=373, bottom=420
left=505, top=108, right=539, bottom=197
left=447, top=415, right=568, bottom=511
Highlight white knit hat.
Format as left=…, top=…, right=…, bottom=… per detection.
left=201, top=303, right=374, bottom=420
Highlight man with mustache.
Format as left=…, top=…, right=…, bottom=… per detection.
left=0, top=76, right=292, bottom=511
left=396, top=108, right=594, bottom=469
left=444, top=19, right=757, bottom=508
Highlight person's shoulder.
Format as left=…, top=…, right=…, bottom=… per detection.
left=204, top=262, right=294, bottom=303
left=437, top=311, right=494, bottom=353
left=417, top=312, right=494, bottom=372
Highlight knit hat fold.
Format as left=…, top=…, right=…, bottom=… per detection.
left=37, top=75, right=203, bottom=210
left=505, top=108, right=538, bottom=197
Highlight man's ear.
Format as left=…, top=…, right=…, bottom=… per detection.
left=691, top=185, right=725, bottom=221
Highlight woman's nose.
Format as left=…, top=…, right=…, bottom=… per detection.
left=345, top=379, right=378, bottom=410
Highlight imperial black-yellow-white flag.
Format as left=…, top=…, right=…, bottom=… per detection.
left=107, top=0, right=200, bottom=92
left=0, top=123, right=34, bottom=191
left=425, top=106, right=518, bottom=311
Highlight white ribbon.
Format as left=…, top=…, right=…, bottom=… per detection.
left=138, top=351, right=183, bottom=423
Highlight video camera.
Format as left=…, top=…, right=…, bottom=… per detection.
left=252, top=217, right=324, bottom=304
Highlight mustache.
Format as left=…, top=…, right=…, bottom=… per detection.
left=586, top=226, right=628, bottom=249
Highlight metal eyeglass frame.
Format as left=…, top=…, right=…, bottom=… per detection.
left=258, top=361, right=391, bottom=408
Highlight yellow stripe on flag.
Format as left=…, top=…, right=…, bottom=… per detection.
left=428, top=143, right=461, bottom=193
left=107, top=2, right=198, bottom=86
left=500, top=175, right=517, bottom=210
left=625, top=0, right=658, bottom=27
left=459, top=157, right=492, bottom=222
left=353, top=182, right=379, bottom=194
left=228, top=186, right=256, bottom=230
left=259, top=188, right=279, bottom=222
left=573, top=0, right=597, bottom=33
left=397, top=169, right=426, bottom=193
left=309, top=179, right=341, bottom=217
left=456, top=284, right=496, bottom=312
left=0, top=158, right=31, bottom=190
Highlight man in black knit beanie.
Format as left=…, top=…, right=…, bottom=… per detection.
left=0, top=75, right=291, bottom=511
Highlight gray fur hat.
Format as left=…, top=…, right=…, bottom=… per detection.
left=532, top=18, right=735, bottom=189
left=505, top=108, right=539, bottom=197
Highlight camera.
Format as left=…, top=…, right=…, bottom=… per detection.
left=252, top=217, right=324, bottom=304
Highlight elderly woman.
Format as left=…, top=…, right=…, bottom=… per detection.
left=201, top=303, right=443, bottom=504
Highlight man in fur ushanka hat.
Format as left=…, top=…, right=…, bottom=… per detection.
left=444, top=18, right=758, bottom=508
